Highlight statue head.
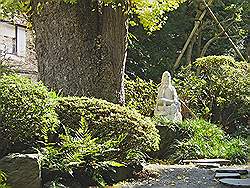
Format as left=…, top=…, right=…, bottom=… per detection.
left=161, top=71, right=171, bottom=85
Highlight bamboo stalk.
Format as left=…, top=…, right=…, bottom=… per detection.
left=202, top=0, right=246, bottom=61
left=173, top=0, right=214, bottom=70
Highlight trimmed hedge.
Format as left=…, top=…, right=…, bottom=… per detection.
left=0, top=75, right=59, bottom=157
left=55, top=97, right=160, bottom=160
left=175, top=56, right=249, bottom=135
left=125, top=76, right=157, bottom=117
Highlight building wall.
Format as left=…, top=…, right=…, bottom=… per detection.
left=0, top=22, right=16, bottom=54
left=0, top=21, right=38, bottom=81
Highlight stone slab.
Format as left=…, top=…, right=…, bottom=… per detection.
left=0, top=153, right=41, bottom=188
left=220, top=178, right=250, bottom=187
left=183, top=159, right=230, bottom=165
left=195, top=163, right=220, bottom=169
left=215, top=173, right=241, bottom=179
left=215, top=168, right=248, bottom=175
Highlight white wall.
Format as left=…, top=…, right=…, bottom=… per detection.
left=0, top=22, right=16, bottom=54
left=0, top=22, right=15, bottom=38
left=0, top=21, right=27, bottom=56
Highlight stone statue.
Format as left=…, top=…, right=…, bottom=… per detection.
left=154, top=71, right=182, bottom=122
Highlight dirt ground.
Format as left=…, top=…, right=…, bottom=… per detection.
left=118, top=164, right=250, bottom=188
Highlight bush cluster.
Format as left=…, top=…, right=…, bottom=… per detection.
left=55, top=96, right=160, bottom=161
left=41, top=119, right=125, bottom=187
left=154, top=117, right=248, bottom=164
left=0, top=75, right=59, bottom=157
left=150, top=116, right=191, bottom=160
left=1, top=64, right=248, bottom=186
left=125, top=76, right=157, bottom=117
left=175, top=56, right=250, bottom=135
left=0, top=55, right=13, bottom=77
left=0, top=75, right=160, bottom=186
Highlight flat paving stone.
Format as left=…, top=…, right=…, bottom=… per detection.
left=215, top=173, right=241, bottom=179
left=183, top=159, right=230, bottom=165
left=220, top=178, right=250, bottom=187
left=195, top=163, right=220, bottom=169
left=215, top=168, right=248, bottom=175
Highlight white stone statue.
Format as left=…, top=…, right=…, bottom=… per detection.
left=154, top=71, right=182, bottom=122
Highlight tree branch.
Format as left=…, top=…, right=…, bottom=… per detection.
left=173, top=0, right=214, bottom=71
left=201, top=21, right=236, bottom=56
left=202, top=0, right=246, bottom=61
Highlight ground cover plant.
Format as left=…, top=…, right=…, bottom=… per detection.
left=154, top=117, right=248, bottom=164
left=176, top=119, right=248, bottom=164
left=41, top=118, right=125, bottom=187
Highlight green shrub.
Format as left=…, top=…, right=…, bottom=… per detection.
left=0, top=55, right=13, bottom=77
left=41, top=118, right=124, bottom=187
left=55, top=96, right=160, bottom=160
left=150, top=116, right=191, bottom=160
left=125, top=76, right=157, bottom=117
left=175, top=56, right=250, bottom=135
left=153, top=117, right=248, bottom=164
left=0, top=170, right=10, bottom=188
left=173, top=119, right=247, bottom=164
left=0, top=75, right=59, bottom=157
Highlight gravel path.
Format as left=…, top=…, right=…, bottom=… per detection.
left=119, top=164, right=249, bottom=188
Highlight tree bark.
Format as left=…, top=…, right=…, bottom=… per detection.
left=186, top=36, right=196, bottom=65
left=31, top=0, right=128, bottom=104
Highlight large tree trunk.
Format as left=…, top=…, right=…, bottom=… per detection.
left=31, top=0, right=128, bottom=104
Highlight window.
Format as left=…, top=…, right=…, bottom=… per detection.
left=0, top=21, right=26, bottom=57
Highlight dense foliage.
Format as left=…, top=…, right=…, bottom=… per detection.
left=55, top=96, right=160, bottom=161
left=0, top=75, right=59, bottom=157
left=125, top=76, right=157, bottom=116
left=0, top=170, right=9, bottom=188
left=128, top=0, right=186, bottom=32
left=0, top=55, right=13, bottom=77
left=0, top=0, right=186, bottom=32
left=41, top=119, right=125, bottom=186
left=154, top=117, right=248, bottom=164
left=177, top=119, right=248, bottom=164
left=127, top=1, right=192, bottom=81
left=175, top=56, right=249, bottom=135
left=127, top=0, right=249, bottom=81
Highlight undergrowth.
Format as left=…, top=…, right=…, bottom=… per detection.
left=41, top=118, right=124, bottom=187
left=0, top=170, right=10, bottom=188
left=153, top=117, right=248, bottom=164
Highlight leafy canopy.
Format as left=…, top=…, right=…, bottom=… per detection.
left=0, top=0, right=186, bottom=32
left=128, top=0, right=186, bottom=31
